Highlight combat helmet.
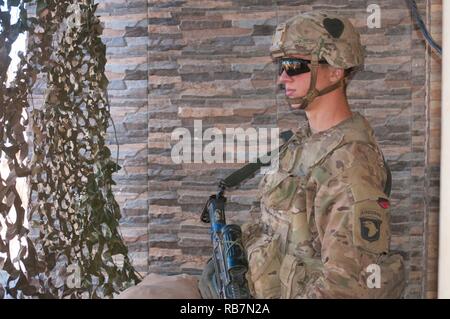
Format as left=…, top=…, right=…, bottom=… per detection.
left=270, top=11, right=365, bottom=109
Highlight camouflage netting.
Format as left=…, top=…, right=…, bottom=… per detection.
left=0, top=0, right=140, bottom=299
left=0, top=0, right=38, bottom=299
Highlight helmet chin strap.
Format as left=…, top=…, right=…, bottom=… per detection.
left=285, top=56, right=345, bottom=110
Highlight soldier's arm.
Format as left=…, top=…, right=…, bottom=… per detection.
left=301, top=142, right=392, bottom=298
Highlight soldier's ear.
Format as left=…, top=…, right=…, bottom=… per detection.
left=328, top=66, right=345, bottom=83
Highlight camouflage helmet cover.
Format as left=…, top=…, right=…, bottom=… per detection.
left=270, top=11, right=365, bottom=69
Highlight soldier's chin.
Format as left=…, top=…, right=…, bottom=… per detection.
left=287, top=96, right=306, bottom=110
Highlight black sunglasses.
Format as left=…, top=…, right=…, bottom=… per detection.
left=278, top=58, right=328, bottom=77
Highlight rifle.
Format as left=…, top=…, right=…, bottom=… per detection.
left=199, top=130, right=296, bottom=299
left=200, top=182, right=251, bottom=299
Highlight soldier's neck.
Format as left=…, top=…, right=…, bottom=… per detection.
left=305, top=92, right=353, bottom=134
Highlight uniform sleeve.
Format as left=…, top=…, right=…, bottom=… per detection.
left=300, top=144, right=391, bottom=298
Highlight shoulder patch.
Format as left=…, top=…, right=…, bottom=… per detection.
left=353, top=198, right=390, bottom=254
left=347, top=163, right=391, bottom=254
left=360, top=213, right=382, bottom=242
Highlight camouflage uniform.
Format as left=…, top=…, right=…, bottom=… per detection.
left=240, top=11, right=405, bottom=299
left=242, top=113, right=405, bottom=298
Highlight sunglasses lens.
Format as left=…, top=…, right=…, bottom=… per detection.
left=278, top=59, right=310, bottom=76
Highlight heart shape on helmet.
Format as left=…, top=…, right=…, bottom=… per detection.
left=323, top=18, right=345, bottom=38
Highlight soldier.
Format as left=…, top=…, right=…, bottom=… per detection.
left=119, top=10, right=406, bottom=299
left=199, top=11, right=406, bottom=299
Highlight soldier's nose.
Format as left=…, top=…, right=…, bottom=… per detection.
left=277, top=70, right=292, bottom=84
